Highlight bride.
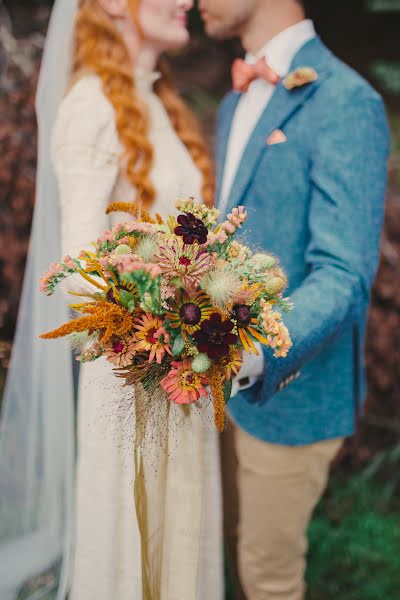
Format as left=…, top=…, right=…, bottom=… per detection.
left=0, top=0, right=223, bottom=598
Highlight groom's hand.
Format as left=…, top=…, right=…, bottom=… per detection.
left=231, top=345, right=264, bottom=399
left=231, top=347, right=301, bottom=404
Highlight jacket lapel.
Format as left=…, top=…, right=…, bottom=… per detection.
left=223, top=37, right=333, bottom=213
left=215, top=92, right=241, bottom=204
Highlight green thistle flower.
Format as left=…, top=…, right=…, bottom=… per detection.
left=114, top=244, right=132, bottom=255
left=264, top=276, right=285, bottom=295
left=192, top=353, right=212, bottom=373
left=135, top=236, right=159, bottom=262
left=201, top=267, right=242, bottom=308
left=251, top=253, right=276, bottom=271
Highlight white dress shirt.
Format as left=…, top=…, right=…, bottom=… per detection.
left=223, top=20, right=316, bottom=397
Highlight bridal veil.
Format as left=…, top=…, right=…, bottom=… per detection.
left=0, top=1, right=77, bottom=598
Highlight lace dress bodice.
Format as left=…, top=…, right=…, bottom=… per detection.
left=52, top=72, right=202, bottom=257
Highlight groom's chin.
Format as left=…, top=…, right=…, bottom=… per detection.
left=203, top=22, right=237, bottom=40
left=200, top=12, right=237, bottom=40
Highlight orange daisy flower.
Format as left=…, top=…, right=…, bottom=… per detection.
left=104, top=335, right=137, bottom=368
left=160, top=358, right=208, bottom=405
left=220, top=347, right=243, bottom=381
left=231, top=304, right=268, bottom=355
left=134, top=313, right=172, bottom=364
left=166, top=289, right=213, bottom=338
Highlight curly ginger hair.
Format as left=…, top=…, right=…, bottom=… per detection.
left=72, top=0, right=215, bottom=208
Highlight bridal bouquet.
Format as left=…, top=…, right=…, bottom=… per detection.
left=40, top=198, right=292, bottom=431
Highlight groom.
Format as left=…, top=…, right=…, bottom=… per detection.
left=200, top=0, right=390, bottom=598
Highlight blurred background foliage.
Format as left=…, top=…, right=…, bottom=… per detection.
left=0, top=1, right=400, bottom=599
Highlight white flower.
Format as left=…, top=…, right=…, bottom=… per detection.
left=134, top=235, right=159, bottom=262
left=201, top=266, right=242, bottom=308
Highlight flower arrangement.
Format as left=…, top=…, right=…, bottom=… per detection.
left=40, top=199, right=292, bottom=431
left=283, top=66, right=318, bottom=90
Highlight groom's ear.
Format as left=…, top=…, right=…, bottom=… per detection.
left=98, top=0, right=129, bottom=18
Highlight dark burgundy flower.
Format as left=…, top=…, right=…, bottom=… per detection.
left=232, top=304, right=252, bottom=327
left=180, top=302, right=202, bottom=325
left=193, top=313, right=238, bottom=359
left=174, top=213, right=208, bottom=245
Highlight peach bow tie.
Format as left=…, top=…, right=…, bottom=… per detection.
left=232, top=57, right=280, bottom=93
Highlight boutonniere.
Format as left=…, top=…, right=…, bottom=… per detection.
left=283, top=67, right=318, bottom=90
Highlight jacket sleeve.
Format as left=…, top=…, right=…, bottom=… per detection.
left=254, top=90, right=391, bottom=405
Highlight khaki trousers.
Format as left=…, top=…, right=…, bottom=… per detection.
left=221, top=421, right=343, bottom=600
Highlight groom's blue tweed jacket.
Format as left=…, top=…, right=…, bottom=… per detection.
left=216, top=37, right=390, bottom=445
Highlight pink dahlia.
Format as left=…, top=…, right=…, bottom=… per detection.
left=160, top=358, right=208, bottom=405
left=155, top=238, right=214, bottom=288
left=134, top=313, right=172, bottom=364
left=104, top=335, right=137, bottom=368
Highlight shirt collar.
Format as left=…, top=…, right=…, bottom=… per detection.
left=246, top=19, right=316, bottom=77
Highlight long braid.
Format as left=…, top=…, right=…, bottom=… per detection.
left=73, top=0, right=214, bottom=209
left=156, top=59, right=215, bottom=207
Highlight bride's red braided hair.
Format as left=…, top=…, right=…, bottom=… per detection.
left=72, top=0, right=214, bottom=208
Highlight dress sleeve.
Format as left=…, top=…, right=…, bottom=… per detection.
left=51, top=76, right=120, bottom=295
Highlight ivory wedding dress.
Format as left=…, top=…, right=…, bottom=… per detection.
left=52, top=71, right=224, bottom=599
